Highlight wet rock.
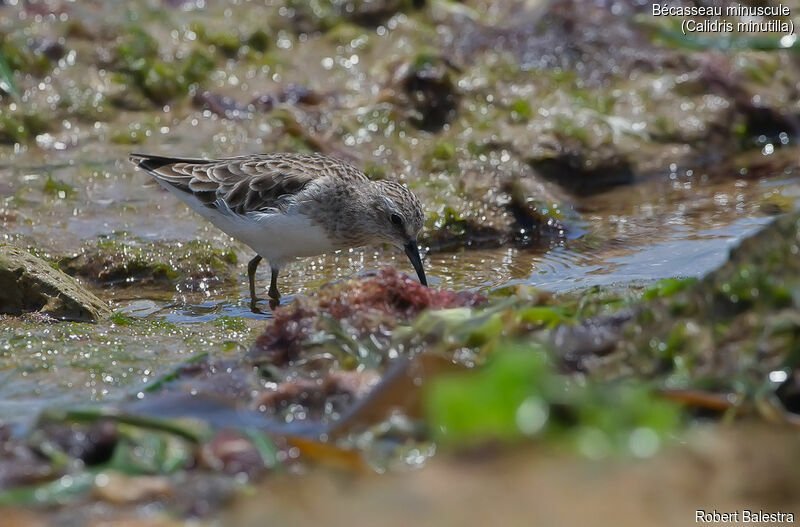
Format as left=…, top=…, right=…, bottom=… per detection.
left=391, top=54, right=460, bottom=132
left=715, top=146, right=800, bottom=183
left=92, top=473, right=173, bottom=504
left=775, top=370, right=800, bottom=416
left=698, top=54, right=800, bottom=144
left=0, top=244, right=111, bottom=322
left=529, top=150, right=635, bottom=195
left=422, top=207, right=507, bottom=252
left=341, top=0, right=425, bottom=26
left=444, top=0, right=669, bottom=85
left=250, top=94, right=277, bottom=113
left=420, top=154, right=569, bottom=251
left=550, top=310, right=636, bottom=372
left=279, top=83, right=323, bottom=106
left=504, top=178, right=569, bottom=247
left=31, top=38, right=66, bottom=62
left=612, top=210, right=800, bottom=393
left=174, top=474, right=242, bottom=517
left=200, top=431, right=269, bottom=478
left=255, top=369, right=381, bottom=422
left=193, top=91, right=251, bottom=120
left=35, top=421, right=118, bottom=466
left=250, top=84, right=324, bottom=112
left=430, top=0, right=800, bottom=194
left=59, top=235, right=238, bottom=288
left=282, top=0, right=425, bottom=32
left=250, top=267, right=485, bottom=366
left=0, top=425, right=58, bottom=490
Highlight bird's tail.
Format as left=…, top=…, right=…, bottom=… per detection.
left=129, top=153, right=212, bottom=172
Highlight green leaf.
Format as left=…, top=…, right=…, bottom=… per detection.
left=40, top=407, right=211, bottom=443
left=106, top=426, right=193, bottom=475
left=243, top=428, right=281, bottom=470
left=426, top=344, right=552, bottom=445
left=140, top=351, right=209, bottom=393
left=642, top=277, right=698, bottom=300
left=426, top=341, right=682, bottom=457
left=0, top=49, right=18, bottom=98
left=0, top=472, right=95, bottom=507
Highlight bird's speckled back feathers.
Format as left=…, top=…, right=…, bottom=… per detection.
left=130, top=152, right=367, bottom=215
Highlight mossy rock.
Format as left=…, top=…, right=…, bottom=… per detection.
left=58, top=236, right=239, bottom=288
left=391, top=53, right=460, bottom=132
left=0, top=244, right=111, bottom=322
left=610, top=211, right=800, bottom=392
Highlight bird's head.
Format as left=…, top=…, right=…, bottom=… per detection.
left=370, top=180, right=427, bottom=286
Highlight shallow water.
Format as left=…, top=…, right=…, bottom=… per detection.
left=7, top=155, right=793, bottom=427
left=4, top=147, right=797, bottom=320
left=118, top=165, right=800, bottom=310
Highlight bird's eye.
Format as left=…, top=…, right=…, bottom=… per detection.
left=390, top=213, right=404, bottom=227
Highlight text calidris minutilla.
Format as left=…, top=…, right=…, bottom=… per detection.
left=130, top=152, right=427, bottom=311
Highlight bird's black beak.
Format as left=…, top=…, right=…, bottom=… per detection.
left=404, top=240, right=427, bottom=286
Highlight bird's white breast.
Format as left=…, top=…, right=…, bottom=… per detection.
left=242, top=209, right=336, bottom=265
left=156, top=180, right=335, bottom=268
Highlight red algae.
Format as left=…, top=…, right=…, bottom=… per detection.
left=250, top=268, right=485, bottom=365
left=251, top=302, right=318, bottom=365
left=323, top=267, right=485, bottom=320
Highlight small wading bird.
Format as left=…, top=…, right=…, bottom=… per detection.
left=130, top=152, right=427, bottom=311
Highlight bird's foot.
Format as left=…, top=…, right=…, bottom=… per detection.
left=268, top=287, right=281, bottom=310
left=250, top=299, right=265, bottom=315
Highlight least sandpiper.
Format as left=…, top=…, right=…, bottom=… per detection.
left=130, top=152, right=427, bottom=310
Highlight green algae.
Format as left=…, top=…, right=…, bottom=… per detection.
left=0, top=34, right=55, bottom=77
left=214, top=316, right=249, bottom=332
left=192, top=24, right=244, bottom=57
left=42, top=176, right=74, bottom=198
left=0, top=48, right=18, bottom=97
left=109, top=121, right=154, bottom=145
left=0, top=400, right=282, bottom=508
left=431, top=141, right=455, bottom=161
left=58, top=88, right=115, bottom=122
left=642, top=278, right=698, bottom=301
left=59, top=235, right=239, bottom=287
left=0, top=109, right=50, bottom=144
left=0, top=310, right=259, bottom=413
left=246, top=29, right=271, bottom=53
left=422, top=206, right=498, bottom=250
left=108, top=312, right=135, bottom=326
left=509, top=98, right=532, bottom=123
left=614, top=211, right=800, bottom=399
left=0, top=472, right=96, bottom=508
left=110, top=25, right=216, bottom=106
left=426, top=342, right=680, bottom=457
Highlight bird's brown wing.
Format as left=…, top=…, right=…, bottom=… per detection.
left=130, top=153, right=345, bottom=214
